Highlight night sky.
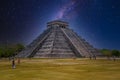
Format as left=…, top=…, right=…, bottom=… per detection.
left=0, top=0, right=120, bottom=50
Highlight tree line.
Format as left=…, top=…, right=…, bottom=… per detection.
left=0, top=44, right=120, bottom=59
left=0, top=44, right=25, bottom=58
left=100, top=49, right=120, bottom=59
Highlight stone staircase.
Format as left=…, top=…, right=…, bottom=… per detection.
left=16, top=20, right=101, bottom=58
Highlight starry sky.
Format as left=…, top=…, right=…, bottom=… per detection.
left=0, top=0, right=120, bottom=50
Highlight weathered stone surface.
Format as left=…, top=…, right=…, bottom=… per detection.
left=17, top=20, right=101, bottom=58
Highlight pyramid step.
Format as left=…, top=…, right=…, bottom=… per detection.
left=17, top=20, right=101, bottom=58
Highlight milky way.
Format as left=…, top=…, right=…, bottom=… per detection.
left=0, top=0, right=120, bottom=49
left=56, top=0, right=79, bottom=20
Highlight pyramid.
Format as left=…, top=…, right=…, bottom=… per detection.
left=17, top=20, right=101, bottom=58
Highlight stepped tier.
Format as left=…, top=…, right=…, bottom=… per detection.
left=17, top=20, right=101, bottom=58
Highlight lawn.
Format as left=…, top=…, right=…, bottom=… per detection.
left=0, top=58, right=120, bottom=80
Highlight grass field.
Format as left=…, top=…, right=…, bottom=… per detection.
left=0, top=58, right=120, bottom=80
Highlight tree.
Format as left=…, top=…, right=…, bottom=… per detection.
left=0, top=47, right=6, bottom=58
left=100, top=49, right=112, bottom=59
left=0, top=47, right=4, bottom=58
left=0, top=43, right=25, bottom=58
left=4, top=47, right=15, bottom=57
left=16, top=44, right=25, bottom=52
left=14, top=43, right=25, bottom=55
left=112, top=50, right=120, bottom=57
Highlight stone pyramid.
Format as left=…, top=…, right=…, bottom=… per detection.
left=17, top=20, right=101, bottom=58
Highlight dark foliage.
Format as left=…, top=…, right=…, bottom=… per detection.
left=0, top=43, right=25, bottom=58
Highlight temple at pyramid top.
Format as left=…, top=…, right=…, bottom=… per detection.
left=17, top=20, right=101, bottom=58
left=47, top=20, right=69, bottom=28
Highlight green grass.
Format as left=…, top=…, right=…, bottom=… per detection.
left=0, top=58, right=120, bottom=80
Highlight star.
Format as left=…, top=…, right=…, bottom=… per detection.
left=112, top=5, right=115, bottom=9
